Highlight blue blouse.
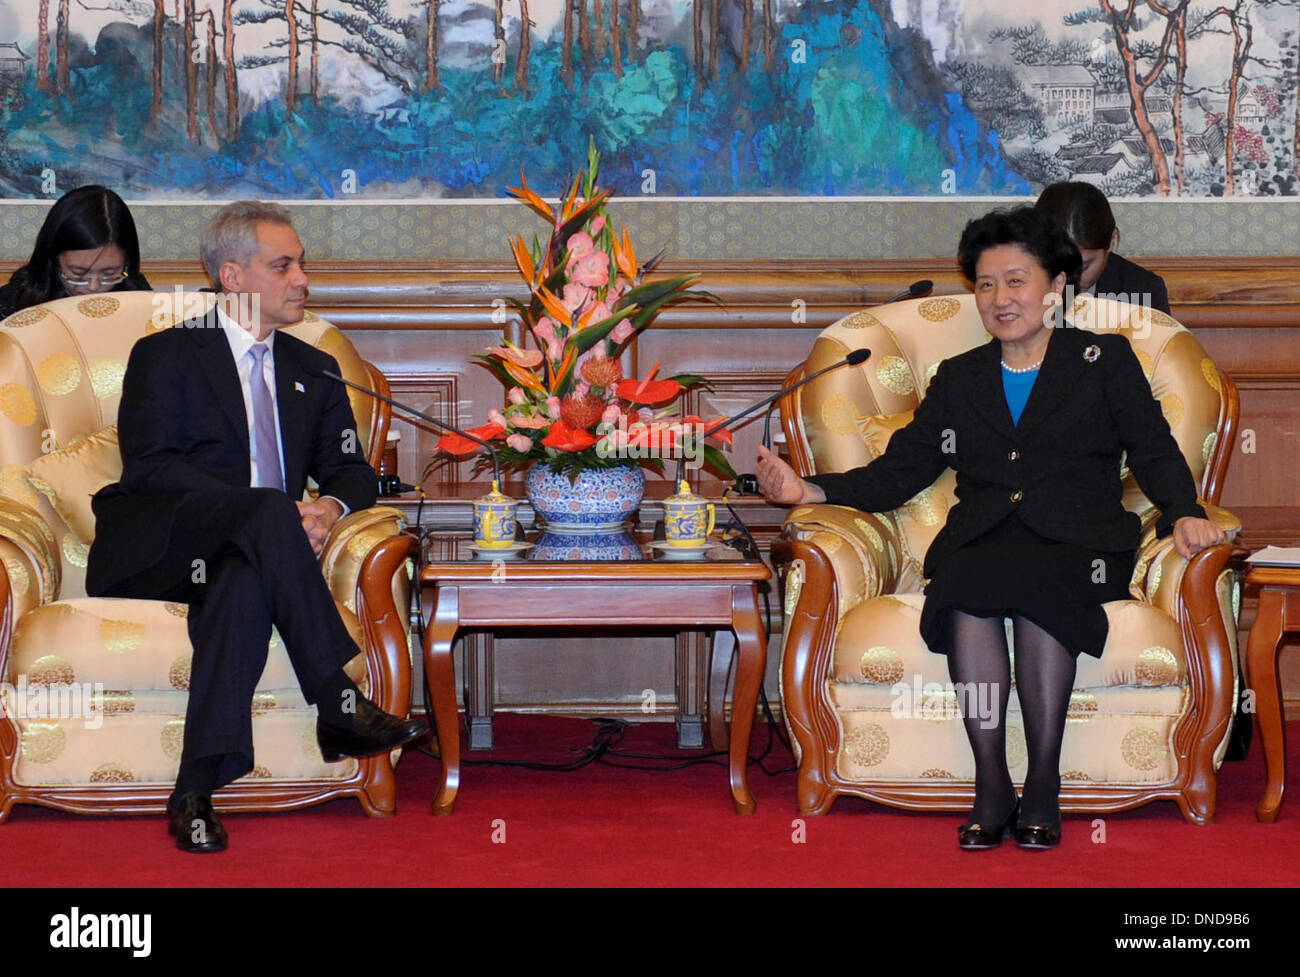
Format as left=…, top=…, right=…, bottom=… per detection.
left=1001, top=364, right=1040, bottom=426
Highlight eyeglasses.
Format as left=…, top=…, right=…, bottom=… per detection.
left=59, top=269, right=129, bottom=289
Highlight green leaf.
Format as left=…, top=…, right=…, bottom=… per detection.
left=566, top=305, right=638, bottom=358
left=702, top=443, right=738, bottom=481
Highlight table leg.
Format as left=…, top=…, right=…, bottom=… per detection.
left=728, top=585, right=766, bottom=814
left=674, top=632, right=707, bottom=749
left=425, top=585, right=462, bottom=816
left=465, top=633, right=495, bottom=750
left=1245, top=587, right=1287, bottom=822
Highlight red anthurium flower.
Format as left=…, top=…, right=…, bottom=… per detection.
left=615, top=362, right=682, bottom=406
left=679, top=415, right=734, bottom=447
left=541, top=419, right=597, bottom=453
left=437, top=422, right=506, bottom=456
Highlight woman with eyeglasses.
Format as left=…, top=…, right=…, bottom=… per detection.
left=0, top=185, right=151, bottom=321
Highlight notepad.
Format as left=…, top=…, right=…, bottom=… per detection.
left=1245, top=546, right=1300, bottom=566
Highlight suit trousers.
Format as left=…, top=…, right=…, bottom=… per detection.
left=92, top=488, right=358, bottom=788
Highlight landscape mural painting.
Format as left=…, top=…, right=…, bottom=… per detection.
left=0, top=0, right=1294, bottom=199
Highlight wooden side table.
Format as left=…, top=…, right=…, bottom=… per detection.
left=422, top=544, right=772, bottom=816
left=1244, top=565, right=1294, bottom=822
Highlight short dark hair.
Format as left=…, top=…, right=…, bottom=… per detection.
left=1034, top=181, right=1117, bottom=251
left=957, top=206, right=1082, bottom=292
left=2, top=185, right=147, bottom=311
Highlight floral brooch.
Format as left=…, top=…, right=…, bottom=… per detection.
left=1083, top=345, right=1101, bottom=363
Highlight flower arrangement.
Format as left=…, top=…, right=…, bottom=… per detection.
left=432, top=142, right=735, bottom=483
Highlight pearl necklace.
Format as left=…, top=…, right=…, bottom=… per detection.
left=1001, top=359, right=1043, bottom=374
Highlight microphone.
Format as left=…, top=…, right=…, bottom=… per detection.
left=674, top=347, right=871, bottom=487
left=883, top=279, right=933, bottom=304
left=310, top=366, right=503, bottom=490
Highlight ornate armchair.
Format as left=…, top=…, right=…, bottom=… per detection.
left=0, top=291, right=416, bottom=821
left=772, top=294, right=1241, bottom=824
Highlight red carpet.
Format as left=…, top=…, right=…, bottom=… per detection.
left=3, top=716, right=1297, bottom=888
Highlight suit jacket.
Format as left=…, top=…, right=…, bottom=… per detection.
left=807, top=325, right=1205, bottom=579
left=87, top=311, right=377, bottom=594
left=1093, top=252, right=1170, bottom=315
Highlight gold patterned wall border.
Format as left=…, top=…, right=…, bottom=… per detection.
left=4, top=201, right=1299, bottom=263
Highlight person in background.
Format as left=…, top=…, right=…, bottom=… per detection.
left=0, top=185, right=151, bottom=320
left=1034, top=181, right=1170, bottom=315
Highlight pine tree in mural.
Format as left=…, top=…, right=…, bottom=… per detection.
left=425, top=0, right=440, bottom=92
left=55, top=0, right=70, bottom=95
left=37, top=0, right=51, bottom=92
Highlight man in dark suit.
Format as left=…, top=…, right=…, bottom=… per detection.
left=87, top=201, right=425, bottom=853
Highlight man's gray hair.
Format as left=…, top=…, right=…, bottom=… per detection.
left=200, top=200, right=294, bottom=285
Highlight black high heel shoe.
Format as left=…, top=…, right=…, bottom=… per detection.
left=957, top=801, right=1020, bottom=851
left=1013, top=818, right=1062, bottom=850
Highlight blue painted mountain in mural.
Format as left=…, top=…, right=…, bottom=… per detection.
left=0, top=0, right=1029, bottom=198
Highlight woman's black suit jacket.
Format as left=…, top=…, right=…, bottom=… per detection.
left=806, top=325, right=1206, bottom=579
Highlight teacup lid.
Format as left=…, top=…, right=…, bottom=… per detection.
left=474, top=479, right=514, bottom=506
left=666, top=479, right=704, bottom=505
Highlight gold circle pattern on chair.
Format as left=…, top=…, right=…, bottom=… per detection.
left=168, top=654, right=192, bottom=690
left=1202, top=432, right=1217, bottom=468
left=859, top=646, right=904, bottom=685
left=853, top=518, right=884, bottom=552
left=4, top=307, right=50, bottom=327
left=62, top=533, right=89, bottom=568
left=4, top=558, right=29, bottom=599
left=1160, top=394, right=1185, bottom=430
left=819, top=393, right=860, bottom=436
left=809, top=531, right=841, bottom=556
left=875, top=356, right=915, bottom=396
left=844, top=723, right=889, bottom=768
left=90, top=762, right=135, bottom=783
left=1067, top=690, right=1098, bottom=723
left=77, top=296, right=120, bottom=318
left=1133, top=349, right=1155, bottom=380
left=1061, top=770, right=1092, bottom=782
left=903, top=485, right=945, bottom=526
left=164, top=602, right=188, bottom=618
left=922, top=362, right=939, bottom=394
left=0, top=383, right=37, bottom=426
left=88, top=358, right=126, bottom=399
left=27, top=655, right=75, bottom=686
left=840, top=311, right=884, bottom=331
left=251, top=692, right=276, bottom=716
left=147, top=313, right=179, bottom=333
left=918, top=297, right=961, bottom=321
left=1148, top=559, right=1163, bottom=600
left=247, top=765, right=273, bottom=779
left=3, top=464, right=43, bottom=508
left=1121, top=727, right=1167, bottom=771
left=1005, top=724, right=1027, bottom=768
left=99, top=691, right=136, bottom=715
left=302, top=721, right=324, bottom=761
left=920, top=768, right=955, bottom=778
left=921, top=689, right=959, bottom=721
left=1149, top=310, right=1178, bottom=330
left=37, top=353, right=82, bottom=397
left=21, top=721, right=66, bottom=763
left=303, top=311, right=320, bottom=323
left=161, top=720, right=186, bottom=759
left=1136, top=646, right=1180, bottom=686
left=99, top=618, right=145, bottom=654
left=1200, top=358, right=1221, bottom=393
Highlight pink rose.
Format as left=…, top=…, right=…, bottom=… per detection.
left=601, top=404, right=621, bottom=426
left=546, top=397, right=562, bottom=420
left=507, top=386, right=527, bottom=406
left=488, top=408, right=507, bottom=429
left=513, top=414, right=549, bottom=430
left=506, top=434, right=533, bottom=453
left=610, top=320, right=635, bottom=343
left=533, top=317, right=556, bottom=344
left=571, top=251, right=610, bottom=288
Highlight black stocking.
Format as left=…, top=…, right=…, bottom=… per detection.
left=1012, top=614, right=1077, bottom=826
left=947, top=610, right=1015, bottom=825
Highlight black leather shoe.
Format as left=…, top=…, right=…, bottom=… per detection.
left=1013, top=820, right=1062, bottom=850
left=958, top=801, right=1019, bottom=851
left=316, top=697, right=429, bottom=762
left=166, top=792, right=228, bottom=854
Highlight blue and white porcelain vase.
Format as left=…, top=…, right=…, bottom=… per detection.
left=525, top=463, right=645, bottom=534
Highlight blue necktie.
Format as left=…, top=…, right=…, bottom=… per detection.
left=248, top=343, right=285, bottom=491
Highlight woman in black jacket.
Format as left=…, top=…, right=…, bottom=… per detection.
left=757, top=207, right=1224, bottom=850
left=1035, top=181, right=1170, bottom=315
left=0, top=185, right=150, bottom=321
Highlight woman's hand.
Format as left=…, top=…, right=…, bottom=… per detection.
left=1172, top=516, right=1228, bottom=561
left=756, top=444, right=826, bottom=506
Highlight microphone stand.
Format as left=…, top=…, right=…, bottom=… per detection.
left=321, top=368, right=504, bottom=491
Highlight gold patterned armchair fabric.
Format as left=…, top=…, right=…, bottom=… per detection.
left=772, top=294, right=1241, bottom=824
left=0, top=291, right=416, bottom=821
